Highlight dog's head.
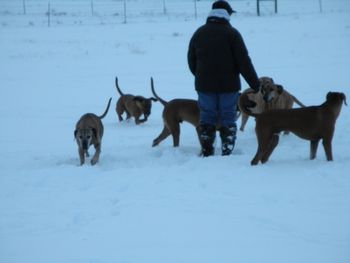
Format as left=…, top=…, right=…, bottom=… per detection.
left=259, top=76, right=274, bottom=86
left=74, top=128, right=96, bottom=150
left=259, top=76, right=278, bottom=103
left=261, top=81, right=284, bottom=103
left=238, top=93, right=258, bottom=114
left=133, top=96, right=158, bottom=118
left=326, top=92, right=347, bottom=106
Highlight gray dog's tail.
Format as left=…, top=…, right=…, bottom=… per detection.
left=99, top=97, right=112, bottom=119
left=238, top=92, right=259, bottom=117
left=115, top=77, right=124, bottom=96
left=150, top=77, right=168, bottom=106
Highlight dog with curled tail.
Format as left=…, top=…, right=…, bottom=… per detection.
left=74, top=98, right=112, bottom=166
left=115, top=77, right=157, bottom=125
left=150, top=77, right=201, bottom=147
left=239, top=91, right=346, bottom=165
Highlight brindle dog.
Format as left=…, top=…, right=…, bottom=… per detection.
left=115, top=77, right=157, bottom=125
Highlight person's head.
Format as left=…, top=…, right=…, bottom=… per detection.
left=212, top=0, right=235, bottom=16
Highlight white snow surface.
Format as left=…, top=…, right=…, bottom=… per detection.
left=1, top=1, right=350, bottom=263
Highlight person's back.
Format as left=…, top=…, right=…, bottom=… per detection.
left=187, top=0, right=260, bottom=156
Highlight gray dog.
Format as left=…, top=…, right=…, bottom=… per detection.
left=74, top=97, right=112, bottom=166
left=239, top=91, right=346, bottom=165
left=115, top=77, right=157, bottom=125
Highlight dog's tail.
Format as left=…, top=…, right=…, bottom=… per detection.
left=150, top=77, right=168, bottom=106
left=99, top=97, right=112, bottom=119
left=292, top=95, right=306, bottom=107
left=238, top=92, right=258, bottom=117
left=115, top=77, right=124, bottom=96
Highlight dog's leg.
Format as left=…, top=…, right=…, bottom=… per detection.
left=137, top=116, right=148, bottom=124
left=261, top=134, right=279, bottom=163
left=125, top=110, right=131, bottom=120
left=310, top=139, right=320, bottom=160
left=91, top=143, right=101, bottom=165
left=152, top=127, right=171, bottom=147
left=251, top=132, right=272, bottom=165
left=322, top=137, right=333, bottom=161
left=116, top=104, right=124, bottom=122
left=240, top=113, right=249, bottom=131
left=169, top=122, right=181, bottom=147
left=135, top=116, right=147, bottom=125
left=251, top=145, right=263, bottom=165
left=78, top=148, right=85, bottom=165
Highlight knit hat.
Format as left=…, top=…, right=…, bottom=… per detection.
left=212, top=0, right=236, bottom=15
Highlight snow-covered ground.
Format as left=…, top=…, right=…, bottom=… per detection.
left=1, top=1, right=350, bottom=262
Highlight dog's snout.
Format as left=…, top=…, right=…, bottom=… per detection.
left=82, top=140, right=89, bottom=150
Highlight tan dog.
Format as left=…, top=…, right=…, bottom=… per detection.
left=115, top=77, right=157, bottom=125
left=239, top=76, right=306, bottom=132
left=150, top=77, right=200, bottom=147
left=239, top=92, right=347, bottom=165
left=74, top=98, right=112, bottom=166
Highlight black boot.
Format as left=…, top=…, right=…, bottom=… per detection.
left=220, top=125, right=237, bottom=156
left=199, top=124, right=216, bottom=157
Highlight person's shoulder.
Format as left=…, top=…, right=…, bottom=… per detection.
left=192, top=24, right=207, bottom=35
left=227, top=24, right=240, bottom=34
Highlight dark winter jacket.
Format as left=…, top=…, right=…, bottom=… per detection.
left=188, top=16, right=260, bottom=93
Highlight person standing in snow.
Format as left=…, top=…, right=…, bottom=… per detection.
left=187, top=0, right=260, bottom=157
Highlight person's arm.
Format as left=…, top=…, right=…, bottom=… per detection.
left=232, top=30, right=260, bottom=91
left=187, top=36, right=196, bottom=75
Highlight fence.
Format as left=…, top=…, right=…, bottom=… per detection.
left=0, top=0, right=349, bottom=27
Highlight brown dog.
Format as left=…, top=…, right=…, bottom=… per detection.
left=150, top=77, right=200, bottom=147
left=239, top=91, right=346, bottom=165
left=239, top=76, right=305, bottom=132
left=115, top=77, right=157, bottom=125
left=74, top=98, right=112, bottom=165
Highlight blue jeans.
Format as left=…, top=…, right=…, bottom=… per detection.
left=197, top=91, right=239, bottom=127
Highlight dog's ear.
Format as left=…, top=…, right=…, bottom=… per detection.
left=276, top=85, right=284, bottom=94
left=149, top=97, right=158, bottom=102
left=341, top=93, right=347, bottom=106
left=74, top=129, right=78, bottom=138
left=326, top=92, right=332, bottom=101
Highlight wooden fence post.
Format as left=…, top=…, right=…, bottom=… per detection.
left=47, top=1, right=51, bottom=27
left=194, top=0, right=197, bottom=20
left=91, top=0, right=94, bottom=16
left=22, top=0, right=26, bottom=15
left=257, top=0, right=278, bottom=16
left=319, top=0, right=323, bottom=12
left=123, top=0, right=127, bottom=23
left=163, top=0, right=167, bottom=15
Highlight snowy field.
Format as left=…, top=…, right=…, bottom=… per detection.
left=1, top=0, right=350, bottom=262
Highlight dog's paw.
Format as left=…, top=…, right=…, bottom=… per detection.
left=90, top=158, right=98, bottom=165
left=250, top=159, right=259, bottom=165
